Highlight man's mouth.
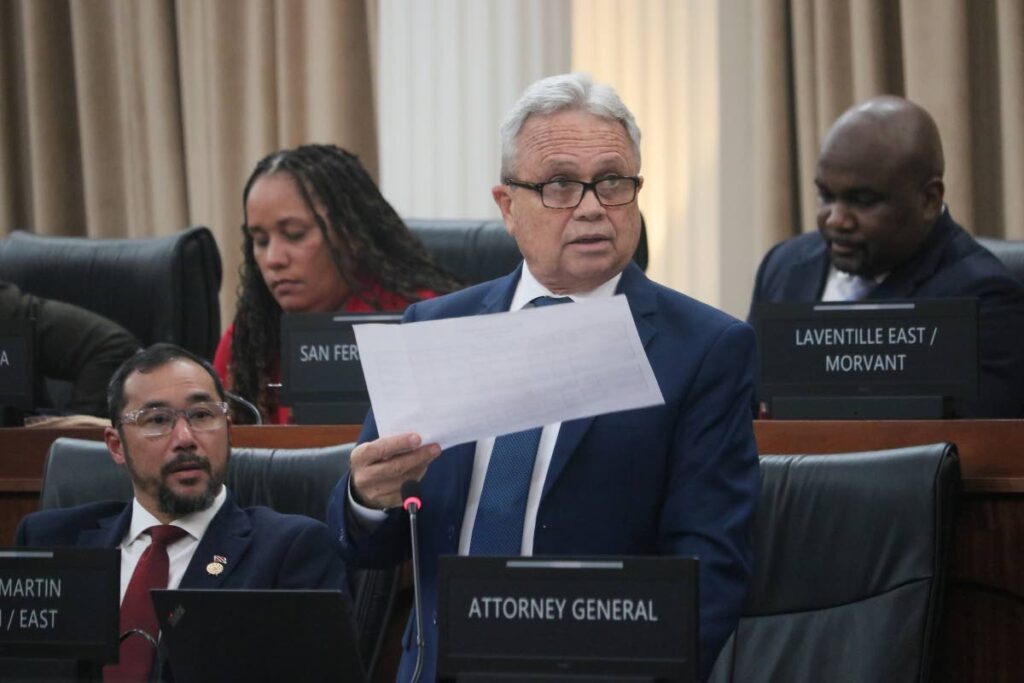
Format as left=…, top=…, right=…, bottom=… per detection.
left=568, top=234, right=611, bottom=246
left=162, top=454, right=211, bottom=479
left=828, top=238, right=862, bottom=256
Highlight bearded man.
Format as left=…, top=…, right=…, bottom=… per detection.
left=17, top=343, right=347, bottom=682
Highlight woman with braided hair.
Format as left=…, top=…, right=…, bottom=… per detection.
left=213, top=144, right=459, bottom=423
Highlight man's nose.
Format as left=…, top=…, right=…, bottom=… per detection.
left=168, top=413, right=198, bottom=445
left=822, top=202, right=854, bottom=230
left=573, top=185, right=606, bottom=219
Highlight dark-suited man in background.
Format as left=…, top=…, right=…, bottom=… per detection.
left=17, top=344, right=347, bottom=681
left=329, top=72, right=760, bottom=681
left=750, top=96, right=1024, bottom=417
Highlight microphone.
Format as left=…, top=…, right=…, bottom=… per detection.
left=401, top=480, right=425, bottom=683
left=225, top=391, right=262, bottom=425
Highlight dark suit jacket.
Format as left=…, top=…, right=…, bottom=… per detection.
left=329, top=262, right=761, bottom=681
left=17, top=492, right=347, bottom=590
left=17, top=491, right=348, bottom=679
left=749, top=210, right=1024, bottom=417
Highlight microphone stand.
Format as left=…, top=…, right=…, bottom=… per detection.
left=403, top=483, right=425, bottom=683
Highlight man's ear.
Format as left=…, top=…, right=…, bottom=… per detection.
left=492, top=184, right=515, bottom=233
left=105, top=426, right=127, bottom=467
left=921, top=177, right=945, bottom=224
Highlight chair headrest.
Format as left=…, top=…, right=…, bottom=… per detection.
left=751, top=443, right=959, bottom=613
left=0, top=227, right=222, bottom=358
left=406, top=219, right=522, bottom=285
left=977, top=237, right=1024, bottom=285
left=40, top=438, right=354, bottom=522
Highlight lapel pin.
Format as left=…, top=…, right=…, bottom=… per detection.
left=206, top=555, right=228, bottom=576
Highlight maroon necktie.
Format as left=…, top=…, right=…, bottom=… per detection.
left=105, top=525, right=188, bottom=683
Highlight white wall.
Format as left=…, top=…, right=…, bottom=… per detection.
left=376, top=0, right=571, bottom=219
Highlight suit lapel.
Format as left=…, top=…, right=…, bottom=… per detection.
left=784, top=240, right=830, bottom=301
left=480, top=265, right=521, bottom=314
left=78, top=506, right=132, bottom=548
left=542, top=264, right=655, bottom=499
left=870, top=212, right=954, bottom=299
left=180, top=494, right=252, bottom=588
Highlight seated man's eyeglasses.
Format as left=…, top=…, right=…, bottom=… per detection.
left=118, top=402, right=229, bottom=438
left=504, top=176, right=640, bottom=209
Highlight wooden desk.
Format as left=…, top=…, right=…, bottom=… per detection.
left=1, top=421, right=1020, bottom=680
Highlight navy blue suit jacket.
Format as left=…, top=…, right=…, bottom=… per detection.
left=16, top=492, right=348, bottom=591
left=329, top=262, right=761, bottom=681
left=749, top=210, right=1024, bottom=417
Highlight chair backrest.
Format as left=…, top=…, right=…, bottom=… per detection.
left=709, top=443, right=960, bottom=683
left=40, top=437, right=396, bottom=679
left=0, top=227, right=222, bottom=358
left=406, top=216, right=649, bottom=285
left=977, top=237, right=1024, bottom=285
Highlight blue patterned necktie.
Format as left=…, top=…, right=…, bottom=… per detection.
left=469, top=295, right=572, bottom=555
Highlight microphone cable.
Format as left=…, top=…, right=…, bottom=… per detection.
left=225, top=391, right=262, bottom=425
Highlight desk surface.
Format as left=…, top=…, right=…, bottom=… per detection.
left=755, top=419, right=1024, bottom=492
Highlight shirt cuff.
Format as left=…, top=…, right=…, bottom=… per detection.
left=347, top=479, right=389, bottom=529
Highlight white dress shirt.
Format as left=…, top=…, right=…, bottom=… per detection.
left=350, top=264, right=621, bottom=555
left=118, top=486, right=227, bottom=602
left=821, top=266, right=887, bottom=302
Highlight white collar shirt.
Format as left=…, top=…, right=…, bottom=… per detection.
left=118, top=486, right=228, bottom=602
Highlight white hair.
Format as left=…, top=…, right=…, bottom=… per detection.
left=499, top=72, right=642, bottom=178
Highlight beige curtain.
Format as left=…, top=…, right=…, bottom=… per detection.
left=756, top=0, right=1024, bottom=247
left=0, top=0, right=377, bottom=326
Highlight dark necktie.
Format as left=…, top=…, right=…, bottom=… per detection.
left=106, top=524, right=188, bottom=683
left=469, top=295, right=572, bottom=555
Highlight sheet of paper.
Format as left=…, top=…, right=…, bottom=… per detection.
left=354, top=295, right=665, bottom=448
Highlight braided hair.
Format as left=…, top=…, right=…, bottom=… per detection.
left=230, top=144, right=460, bottom=422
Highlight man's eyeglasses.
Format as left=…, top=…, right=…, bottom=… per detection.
left=119, top=401, right=229, bottom=438
left=504, top=176, right=640, bottom=209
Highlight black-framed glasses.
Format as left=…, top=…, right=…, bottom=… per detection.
left=119, top=401, right=229, bottom=438
left=504, top=176, right=640, bottom=209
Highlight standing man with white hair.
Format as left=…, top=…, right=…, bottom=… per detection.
left=329, top=73, right=760, bottom=681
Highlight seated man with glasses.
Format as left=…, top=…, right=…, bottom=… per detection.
left=17, top=343, right=348, bottom=683
left=331, top=72, right=759, bottom=682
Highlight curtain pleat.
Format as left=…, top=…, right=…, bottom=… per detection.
left=1, top=0, right=376, bottom=326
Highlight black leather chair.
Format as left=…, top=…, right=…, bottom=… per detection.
left=0, top=227, right=222, bottom=359
left=709, top=443, right=960, bottom=682
left=406, top=217, right=649, bottom=285
left=977, top=237, right=1024, bottom=285
left=39, top=437, right=397, bottom=680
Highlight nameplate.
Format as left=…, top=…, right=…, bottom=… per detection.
left=280, top=312, right=402, bottom=404
left=0, top=548, right=118, bottom=662
left=0, top=320, right=33, bottom=409
left=437, top=556, right=698, bottom=682
left=753, top=299, right=978, bottom=416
